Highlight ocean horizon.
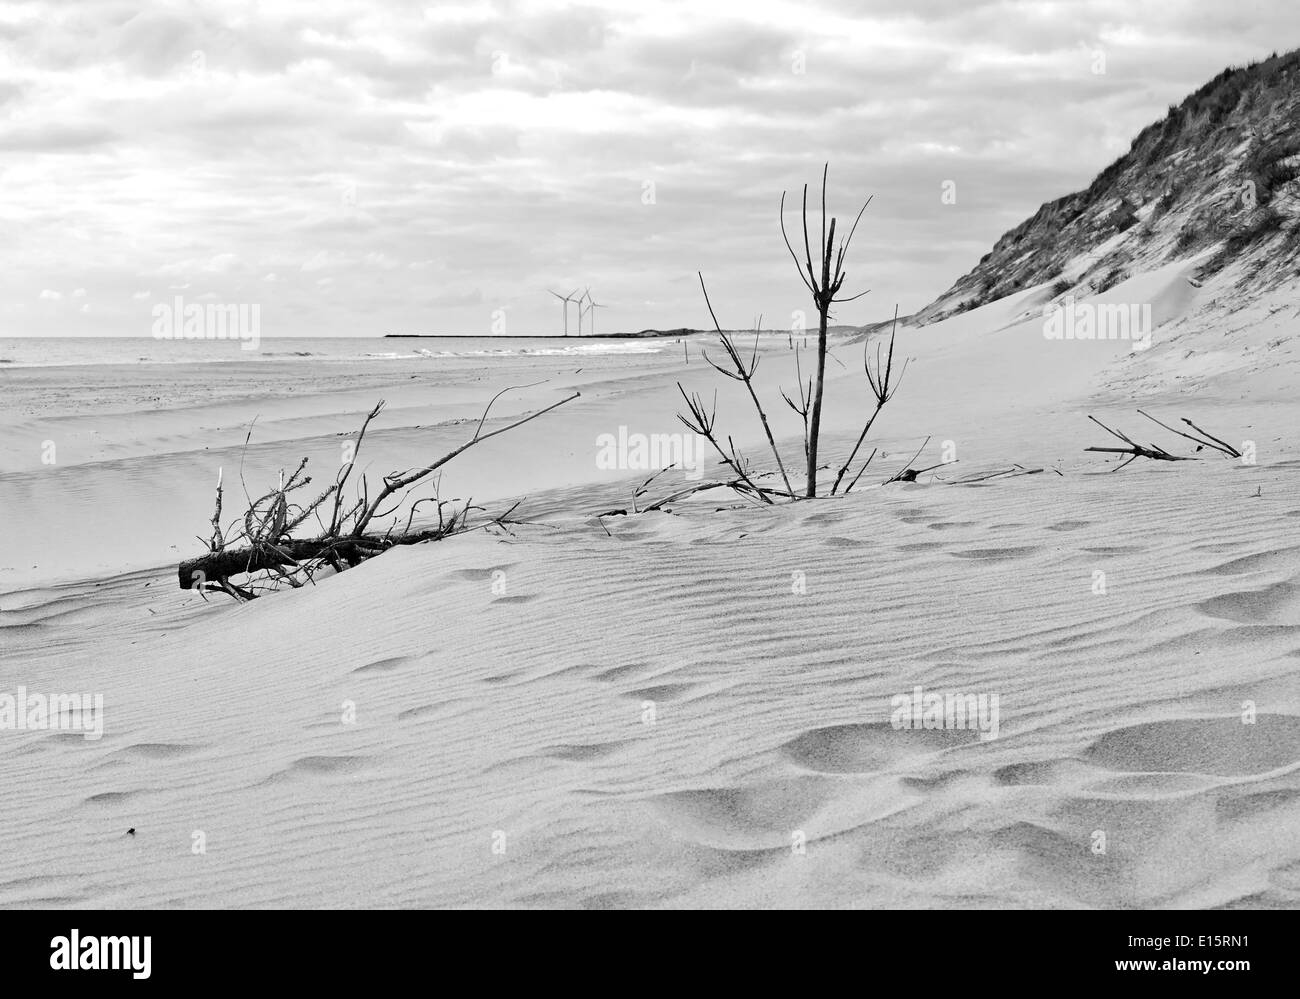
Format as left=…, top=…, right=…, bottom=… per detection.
left=0, top=335, right=674, bottom=368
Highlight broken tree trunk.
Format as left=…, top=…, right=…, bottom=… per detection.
left=177, top=529, right=452, bottom=589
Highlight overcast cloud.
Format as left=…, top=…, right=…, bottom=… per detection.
left=2, top=0, right=1296, bottom=337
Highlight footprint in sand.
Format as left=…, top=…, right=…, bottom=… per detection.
left=1216, top=787, right=1300, bottom=822
left=539, top=742, right=628, bottom=762
left=1197, top=546, right=1300, bottom=576
left=990, top=821, right=1094, bottom=872
left=448, top=564, right=516, bottom=581
left=647, top=773, right=918, bottom=851
left=650, top=779, right=833, bottom=841
left=591, top=662, right=659, bottom=684
left=995, top=758, right=1098, bottom=786
left=1045, top=519, right=1091, bottom=532
left=351, top=655, right=416, bottom=675
left=115, top=742, right=204, bottom=760
left=951, top=546, right=1039, bottom=561
left=822, top=536, right=868, bottom=548
left=627, top=683, right=697, bottom=701
left=1083, top=715, right=1300, bottom=778
left=396, top=702, right=458, bottom=721
left=780, top=722, right=981, bottom=774
left=262, top=755, right=372, bottom=783
left=1195, top=581, right=1300, bottom=625
left=84, top=790, right=147, bottom=805
left=804, top=510, right=851, bottom=527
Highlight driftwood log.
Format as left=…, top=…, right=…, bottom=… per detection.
left=177, top=388, right=576, bottom=600
left=177, top=530, right=448, bottom=589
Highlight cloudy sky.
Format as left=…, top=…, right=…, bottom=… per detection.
left=2, top=0, right=1295, bottom=338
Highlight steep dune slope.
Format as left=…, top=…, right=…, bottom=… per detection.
left=915, top=50, right=1300, bottom=326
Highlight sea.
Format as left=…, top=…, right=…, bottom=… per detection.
left=0, top=336, right=671, bottom=368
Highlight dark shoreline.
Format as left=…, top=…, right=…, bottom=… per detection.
left=385, top=329, right=704, bottom=339
left=384, top=326, right=869, bottom=339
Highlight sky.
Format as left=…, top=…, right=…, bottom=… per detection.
left=1, top=0, right=1296, bottom=338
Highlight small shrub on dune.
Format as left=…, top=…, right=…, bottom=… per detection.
left=1247, top=136, right=1300, bottom=204
left=1155, top=184, right=1181, bottom=216
left=672, top=164, right=918, bottom=506
left=1223, top=206, right=1285, bottom=255
left=1094, top=267, right=1129, bottom=293
left=1172, top=224, right=1203, bottom=257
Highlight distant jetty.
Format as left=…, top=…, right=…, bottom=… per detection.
left=383, top=327, right=866, bottom=339
left=384, top=329, right=705, bottom=339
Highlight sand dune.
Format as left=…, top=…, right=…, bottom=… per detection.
left=1, top=265, right=1298, bottom=908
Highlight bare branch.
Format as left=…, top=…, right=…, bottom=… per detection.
left=832, top=305, right=903, bottom=495
left=692, top=273, right=795, bottom=498
left=1085, top=414, right=1202, bottom=469
left=882, top=436, right=933, bottom=484
left=180, top=390, right=576, bottom=600
left=1179, top=415, right=1242, bottom=457
left=780, top=191, right=816, bottom=294
left=352, top=389, right=579, bottom=537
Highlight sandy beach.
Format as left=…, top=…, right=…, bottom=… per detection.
left=3, top=256, right=1298, bottom=908
left=4, top=3, right=1299, bottom=924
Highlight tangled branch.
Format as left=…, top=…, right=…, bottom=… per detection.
left=178, top=388, right=578, bottom=600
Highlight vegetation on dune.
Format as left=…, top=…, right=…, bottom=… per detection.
left=916, top=48, right=1300, bottom=324
left=662, top=164, right=919, bottom=507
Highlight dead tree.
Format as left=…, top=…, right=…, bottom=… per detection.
left=668, top=166, right=909, bottom=508
left=780, top=165, right=873, bottom=496
left=178, top=388, right=577, bottom=600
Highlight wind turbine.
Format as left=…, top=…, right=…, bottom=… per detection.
left=587, top=293, right=609, bottom=335
left=577, top=287, right=593, bottom=335
left=548, top=288, right=580, bottom=336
